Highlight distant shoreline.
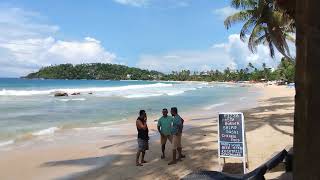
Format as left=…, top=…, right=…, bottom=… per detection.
left=23, top=60, right=295, bottom=83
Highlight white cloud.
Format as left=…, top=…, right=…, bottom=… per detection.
left=113, top=0, right=189, bottom=8
left=113, top=0, right=150, bottom=7
left=47, top=37, right=115, bottom=64
left=137, top=49, right=235, bottom=73
left=214, top=6, right=239, bottom=20
left=221, top=34, right=283, bottom=69
left=137, top=34, right=290, bottom=73
left=0, top=7, right=59, bottom=41
left=0, top=7, right=116, bottom=77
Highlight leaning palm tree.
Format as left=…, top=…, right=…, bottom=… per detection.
left=224, top=0, right=295, bottom=59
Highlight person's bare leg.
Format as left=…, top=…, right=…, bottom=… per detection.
left=161, top=144, right=166, bottom=159
left=136, top=151, right=143, bottom=166
left=168, top=150, right=177, bottom=165
left=141, top=151, right=147, bottom=163
left=177, top=147, right=185, bottom=161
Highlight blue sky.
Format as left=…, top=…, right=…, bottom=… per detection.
left=0, top=0, right=285, bottom=77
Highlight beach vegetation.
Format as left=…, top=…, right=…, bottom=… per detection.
left=161, top=57, right=294, bottom=83
left=25, top=58, right=295, bottom=83
left=25, top=63, right=164, bottom=80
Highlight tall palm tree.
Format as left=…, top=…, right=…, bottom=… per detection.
left=224, top=0, right=295, bottom=59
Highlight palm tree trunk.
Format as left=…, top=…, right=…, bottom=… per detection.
left=294, top=0, right=320, bottom=179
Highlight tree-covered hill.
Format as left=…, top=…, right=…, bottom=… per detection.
left=24, top=58, right=295, bottom=83
left=24, top=63, right=164, bottom=80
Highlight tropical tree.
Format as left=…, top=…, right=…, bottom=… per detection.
left=276, top=57, right=295, bottom=82
left=224, top=0, right=295, bottom=59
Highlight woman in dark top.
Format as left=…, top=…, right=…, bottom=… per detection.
left=136, top=110, right=149, bottom=166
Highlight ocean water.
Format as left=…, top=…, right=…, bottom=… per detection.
left=0, top=78, right=258, bottom=147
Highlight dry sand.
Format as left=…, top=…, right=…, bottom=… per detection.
left=0, top=84, right=294, bottom=180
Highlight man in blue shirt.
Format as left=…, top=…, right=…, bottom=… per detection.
left=157, top=108, right=173, bottom=159
left=168, top=107, right=186, bottom=165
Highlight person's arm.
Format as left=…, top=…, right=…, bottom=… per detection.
left=181, top=117, right=184, bottom=130
left=158, top=119, right=165, bottom=136
left=178, top=118, right=183, bottom=133
left=157, top=120, right=161, bottom=133
left=136, top=119, right=147, bottom=130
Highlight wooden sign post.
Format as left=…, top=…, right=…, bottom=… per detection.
left=218, top=112, right=247, bottom=173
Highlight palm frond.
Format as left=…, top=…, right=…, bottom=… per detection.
left=253, top=34, right=267, bottom=46
left=268, top=26, right=291, bottom=58
left=240, top=15, right=257, bottom=41
left=225, top=0, right=295, bottom=59
left=224, top=10, right=254, bottom=29
left=284, top=33, right=295, bottom=43
left=248, top=23, right=266, bottom=52
left=265, top=33, right=275, bottom=58
left=231, top=0, right=256, bottom=9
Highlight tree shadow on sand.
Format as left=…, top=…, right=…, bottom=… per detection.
left=41, top=155, right=117, bottom=168
left=40, top=155, right=118, bottom=180
left=244, top=96, right=294, bottom=137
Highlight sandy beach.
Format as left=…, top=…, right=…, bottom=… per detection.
left=0, top=84, right=294, bottom=180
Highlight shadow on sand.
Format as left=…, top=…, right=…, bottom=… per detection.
left=41, top=155, right=116, bottom=168
left=244, top=96, right=294, bottom=137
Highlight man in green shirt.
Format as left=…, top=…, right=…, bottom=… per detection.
left=157, top=108, right=173, bottom=159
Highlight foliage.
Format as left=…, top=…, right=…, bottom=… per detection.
left=25, top=63, right=164, bottom=80
left=224, top=0, right=295, bottom=59
left=274, top=57, right=295, bottom=82
left=25, top=60, right=295, bottom=83
left=160, top=57, right=295, bottom=83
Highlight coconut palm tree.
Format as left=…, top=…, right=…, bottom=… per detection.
left=224, top=0, right=295, bottom=59
left=225, top=1, right=320, bottom=178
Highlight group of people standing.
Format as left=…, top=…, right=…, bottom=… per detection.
left=136, top=107, right=185, bottom=166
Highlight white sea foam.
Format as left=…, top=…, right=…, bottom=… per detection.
left=99, top=118, right=127, bottom=125
left=73, top=127, right=101, bottom=131
left=32, top=127, right=60, bottom=136
left=124, top=93, right=163, bottom=98
left=0, top=83, right=172, bottom=96
left=166, top=91, right=185, bottom=96
left=203, top=103, right=227, bottom=110
left=73, top=126, right=111, bottom=131
left=58, top=98, right=86, bottom=102
left=0, top=89, right=52, bottom=96
left=0, top=140, right=14, bottom=147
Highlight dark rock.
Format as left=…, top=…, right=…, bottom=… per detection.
left=54, top=92, right=68, bottom=97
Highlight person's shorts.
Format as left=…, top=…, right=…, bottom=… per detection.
left=137, top=138, right=149, bottom=151
left=173, top=133, right=182, bottom=149
left=160, top=135, right=172, bottom=145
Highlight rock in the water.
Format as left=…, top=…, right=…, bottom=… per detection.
left=71, top=92, right=80, bottom=95
left=54, top=92, right=68, bottom=97
left=88, top=92, right=93, bottom=95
